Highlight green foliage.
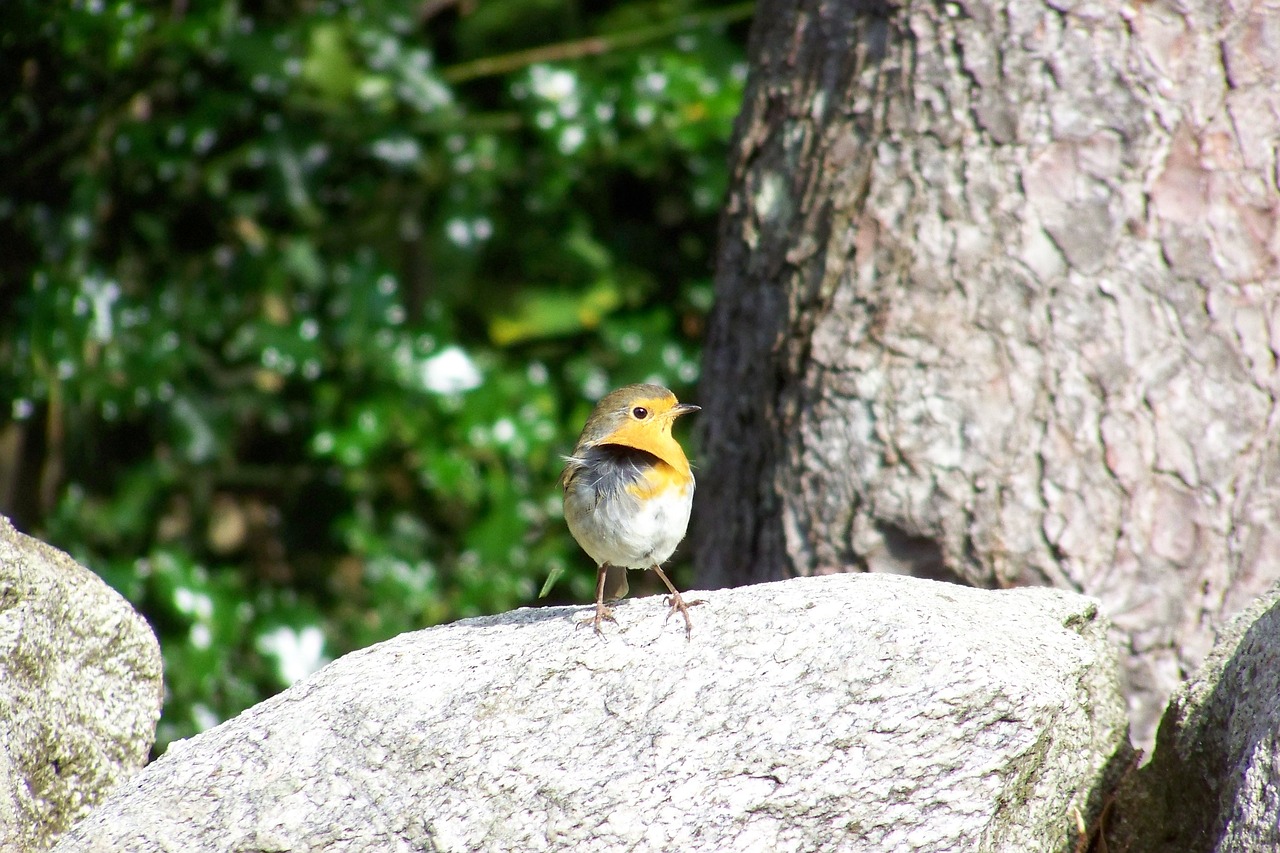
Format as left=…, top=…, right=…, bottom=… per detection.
left=1, top=0, right=747, bottom=750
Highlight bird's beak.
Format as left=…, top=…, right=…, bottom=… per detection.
left=673, top=403, right=701, bottom=417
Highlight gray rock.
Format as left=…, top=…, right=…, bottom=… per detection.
left=54, top=574, right=1128, bottom=852
left=0, top=515, right=163, bottom=851
left=1110, top=583, right=1280, bottom=852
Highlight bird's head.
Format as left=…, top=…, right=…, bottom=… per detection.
left=575, top=383, right=700, bottom=456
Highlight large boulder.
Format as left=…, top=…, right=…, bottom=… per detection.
left=54, top=573, right=1128, bottom=852
left=1109, top=583, right=1280, bottom=852
left=0, top=515, right=163, bottom=851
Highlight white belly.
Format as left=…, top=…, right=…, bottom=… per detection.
left=565, top=481, right=693, bottom=569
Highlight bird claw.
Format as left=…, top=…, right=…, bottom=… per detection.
left=578, top=603, right=617, bottom=637
left=663, top=594, right=706, bottom=609
left=661, top=593, right=706, bottom=640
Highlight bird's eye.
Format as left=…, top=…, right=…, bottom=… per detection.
left=632, top=406, right=649, bottom=419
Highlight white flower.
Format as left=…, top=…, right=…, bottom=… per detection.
left=419, top=346, right=482, bottom=394
left=257, top=625, right=328, bottom=685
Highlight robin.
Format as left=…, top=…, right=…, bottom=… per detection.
left=561, top=383, right=704, bottom=638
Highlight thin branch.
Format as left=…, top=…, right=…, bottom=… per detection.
left=439, top=2, right=755, bottom=84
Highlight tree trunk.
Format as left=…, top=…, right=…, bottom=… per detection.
left=696, top=0, right=1280, bottom=749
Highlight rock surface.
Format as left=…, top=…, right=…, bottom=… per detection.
left=55, top=573, right=1127, bottom=852
left=0, top=515, right=163, bottom=851
left=1110, top=583, right=1280, bottom=852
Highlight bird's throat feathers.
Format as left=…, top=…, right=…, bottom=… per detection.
left=593, top=421, right=691, bottom=478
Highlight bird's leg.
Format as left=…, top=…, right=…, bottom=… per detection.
left=651, top=565, right=705, bottom=640
left=584, top=563, right=617, bottom=636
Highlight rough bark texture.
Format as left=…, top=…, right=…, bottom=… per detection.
left=1108, top=582, right=1280, bottom=853
left=0, top=515, right=164, bottom=852
left=54, top=575, right=1129, bottom=853
left=696, top=0, right=1280, bottom=749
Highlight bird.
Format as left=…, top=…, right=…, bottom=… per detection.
left=561, top=383, right=704, bottom=639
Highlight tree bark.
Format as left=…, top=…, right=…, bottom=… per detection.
left=696, top=0, right=1280, bottom=749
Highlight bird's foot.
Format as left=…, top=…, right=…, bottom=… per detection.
left=578, top=601, right=617, bottom=637
left=662, top=592, right=706, bottom=640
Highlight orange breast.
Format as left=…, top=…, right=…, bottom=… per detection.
left=624, top=460, right=692, bottom=500
left=598, top=421, right=691, bottom=479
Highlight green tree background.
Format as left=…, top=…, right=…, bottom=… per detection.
left=1, top=0, right=750, bottom=750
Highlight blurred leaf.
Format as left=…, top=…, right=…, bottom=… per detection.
left=303, top=23, right=359, bottom=103
left=489, top=281, right=623, bottom=345
left=1, top=0, right=747, bottom=752
left=538, top=563, right=566, bottom=598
